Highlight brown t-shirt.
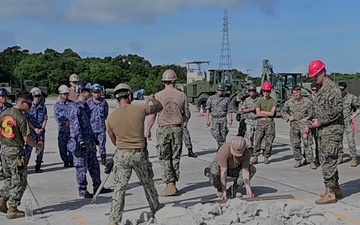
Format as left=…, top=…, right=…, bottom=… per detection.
left=155, top=89, right=188, bottom=126
left=107, top=105, right=153, bottom=149
left=68, top=87, right=78, bottom=102
left=215, top=143, right=250, bottom=169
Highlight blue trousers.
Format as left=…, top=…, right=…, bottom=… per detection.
left=58, top=128, right=73, bottom=164
left=25, top=133, right=44, bottom=165
left=93, top=132, right=107, bottom=156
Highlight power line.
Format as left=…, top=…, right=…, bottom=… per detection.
left=219, top=9, right=232, bottom=70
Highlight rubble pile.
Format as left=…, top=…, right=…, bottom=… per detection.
left=122, top=198, right=344, bottom=225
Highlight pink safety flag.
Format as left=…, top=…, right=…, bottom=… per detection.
left=352, top=118, right=358, bottom=133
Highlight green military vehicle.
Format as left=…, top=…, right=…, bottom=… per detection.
left=257, top=59, right=311, bottom=116
left=0, top=79, right=48, bottom=102
left=177, top=61, right=247, bottom=113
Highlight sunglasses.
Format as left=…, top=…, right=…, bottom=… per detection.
left=311, top=89, right=317, bottom=92
left=248, top=89, right=256, bottom=92
left=22, top=101, right=32, bottom=107
left=33, top=95, right=42, bottom=98
left=263, top=90, right=271, bottom=93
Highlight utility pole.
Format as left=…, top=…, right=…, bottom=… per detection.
left=219, top=9, right=232, bottom=70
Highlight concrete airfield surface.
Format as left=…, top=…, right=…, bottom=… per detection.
left=0, top=97, right=360, bottom=225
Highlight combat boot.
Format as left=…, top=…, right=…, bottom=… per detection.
left=35, top=164, right=42, bottom=173
left=159, top=182, right=177, bottom=197
left=337, top=155, right=343, bottom=164
left=6, top=206, right=25, bottom=219
left=79, top=191, right=93, bottom=198
left=293, top=160, right=302, bottom=168
left=315, top=187, right=337, bottom=205
left=250, top=156, right=258, bottom=165
left=351, top=157, right=358, bottom=167
left=309, top=162, right=317, bottom=170
left=188, top=148, right=197, bottom=158
left=320, top=183, right=343, bottom=199
left=264, top=157, right=270, bottom=164
left=0, top=197, right=8, bottom=213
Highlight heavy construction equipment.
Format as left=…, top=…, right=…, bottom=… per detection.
left=258, top=59, right=311, bottom=116
left=177, top=61, right=248, bottom=113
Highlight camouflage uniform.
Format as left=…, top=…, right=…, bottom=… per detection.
left=0, top=102, right=13, bottom=172
left=339, top=93, right=360, bottom=158
left=205, top=95, right=230, bottom=147
left=240, top=96, right=259, bottom=152
left=87, top=97, right=109, bottom=157
left=182, top=127, right=192, bottom=150
left=66, top=100, right=101, bottom=196
left=311, top=79, right=344, bottom=189
left=25, top=102, right=48, bottom=166
left=281, top=97, right=315, bottom=163
left=54, top=100, right=73, bottom=166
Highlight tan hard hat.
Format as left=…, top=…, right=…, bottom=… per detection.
left=113, top=83, right=132, bottom=98
left=162, top=69, right=177, bottom=81
left=69, top=74, right=79, bottom=82
left=30, top=87, right=41, bottom=95
left=230, top=137, right=247, bottom=157
left=58, top=85, right=70, bottom=94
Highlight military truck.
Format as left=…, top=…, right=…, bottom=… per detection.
left=0, top=79, right=48, bottom=102
left=258, top=59, right=311, bottom=116
left=177, top=61, right=247, bottom=113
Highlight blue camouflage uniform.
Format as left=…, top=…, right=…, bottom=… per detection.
left=25, top=102, right=48, bottom=165
left=87, top=97, right=108, bottom=157
left=54, top=100, right=74, bottom=166
left=66, top=100, right=101, bottom=195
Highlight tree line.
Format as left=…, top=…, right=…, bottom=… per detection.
left=0, top=46, right=359, bottom=94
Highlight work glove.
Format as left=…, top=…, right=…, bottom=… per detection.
left=105, top=159, right=114, bottom=174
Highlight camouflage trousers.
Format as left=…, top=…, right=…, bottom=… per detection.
left=211, top=117, right=229, bottom=148
left=109, top=149, right=162, bottom=224
left=253, top=119, right=275, bottom=157
left=245, top=120, right=257, bottom=149
left=339, top=119, right=357, bottom=157
left=183, top=127, right=193, bottom=149
left=204, top=161, right=257, bottom=191
left=156, top=125, right=183, bottom=184
left=318, top=135, right=340, bottom=188
left=290, top=123, right=315, bottom=162
left=0, top=145, right=27, bottom=207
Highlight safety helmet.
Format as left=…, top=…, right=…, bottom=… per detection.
left=75, top=81, right=92, bottom=94
left=0, top=88, right=9, bottom=97
left=58, top=85, right=70, bottom=94
left=216, top=83, right=225, bottom=91
left=262, top=81, right=272, bottom=91
left=30, top=87, right=42, bottom=96
left=113, top=83, right=132, bottom=98
left=69, top=74, right=79, bottom=82
left=248, top=84, right=257, bottom=90
left=162, top=69, right=177, bottom=81
left=308, top=60, right=325, bottom=78
left=92, top=83, right=102, bottom=92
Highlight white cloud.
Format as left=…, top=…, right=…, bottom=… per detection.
left=0, top=0, right=57, bottom=19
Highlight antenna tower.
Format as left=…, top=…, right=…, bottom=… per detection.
left=219, top=9, right=232, bottom=70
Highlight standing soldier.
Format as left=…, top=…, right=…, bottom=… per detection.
left=68, top=74, right=79, bottom=102
left=338, top=82, right=360, bottom=167
left=308, top=60, right=344, bottom=205
left=236, top=92, right=247, bottom=137
left=240, top=84, right=259, bottom=153
left=0, top=92, right=43, bottom=219
left=54, top=85, right=74, bottom=167
left=107, top=84, right=164, bottom=225
left=25, top=87, right=48, bottom=173
left=147, top=69, right=189, bottom=196
left=281, top=85, right=317, bottom=169
left=309, top=82, right=321, bottom=164
left=88, top=83, right=109, bottom=165
left=205, top=83, right=233, bottom=148
left=67, top=81, right=112, bottom=198
left=0, top=88, right=13, bottom=176
left=250, top=81, right=277, bottom=165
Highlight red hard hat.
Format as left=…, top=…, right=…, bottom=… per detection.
left=262, top=81, right=272, bottom=91
left=308, top=60, right=325, bottom=78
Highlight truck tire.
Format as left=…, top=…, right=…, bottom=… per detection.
left=138, top=94, right=144, bottom=100
left=196, top=94, right=209, bottom=112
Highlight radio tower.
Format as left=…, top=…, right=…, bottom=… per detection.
left=219, top=9, right=232, bottom=70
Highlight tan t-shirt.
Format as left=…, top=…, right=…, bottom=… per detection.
left=68, top=87, right=78, bottom=102
left=155, top=89, right=188, bottom=126
left=107, top=105, right=153, bottom=149
left=215, top=143, right=250, bottom=169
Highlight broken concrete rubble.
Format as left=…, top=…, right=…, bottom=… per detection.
left=121, top=198, right=345, bottom=225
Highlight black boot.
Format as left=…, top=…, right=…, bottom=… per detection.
left=35, top=164, right=42, bottom=173
left=101, top=155, right=107, bottom=165
left=94, top=187, right=113, bottom=195
left=79, top=191, right=93, bottom=198
left=188, top=148, right=197, bottom=158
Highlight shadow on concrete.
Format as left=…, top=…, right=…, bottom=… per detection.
left=341, top=178, right=360, bottom=198
left=126, top=178, right=163, bottom=191
left=176, top=181, right=213, bottom=196
left=192, top=148, right=218, bottom=157
left=271, top=147, right=290, bottom=155
left=269, top=154, right=294, bottom=164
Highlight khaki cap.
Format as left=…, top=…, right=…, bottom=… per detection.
left=58, top=85, right=70, bottom=94
left=69, top=74, right=79, bottom=82
left=230, top=137, right=247, bottom=157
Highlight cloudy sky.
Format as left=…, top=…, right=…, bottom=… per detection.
left=0, top=0, right=359, bottom=75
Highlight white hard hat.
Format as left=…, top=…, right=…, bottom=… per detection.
left=58, top=85, right=70, bottom=94
left=30, top=87, right=42, bottom=96
left=69, top=74, right=79, bottom=82
left=113, top=83, right=132, bottom=98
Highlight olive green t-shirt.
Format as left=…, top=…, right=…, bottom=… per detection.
left=256, top=97, right=277, bottom=112
left=0, top=108, right=30, bottom=147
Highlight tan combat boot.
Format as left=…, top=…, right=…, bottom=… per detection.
left=351, top=157, right=358, bottom=167
left=320, top=183, right=343, bottom=199
left=0, top=197, right=8, bottom=213
left=337, top=155, right=343, bottom=164
left=309, top=162, right=317, bottom=170
left=6, top=206, right=25, bottom=219
left=315, top=187, right=337, bottom=205
left=250, top=156, right=258, bottom=165
left=264, top=157, right=270, bottom=164
left=293, top=160, right=302, bottom=168
left=158, top=182, right=177, bottom=197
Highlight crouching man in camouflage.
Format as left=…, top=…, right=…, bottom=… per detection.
left=204, top=136, right=256, bottom=200
left=281, top=85, right=317, bottom=170
left=107, top=84, right=164, bottom=225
